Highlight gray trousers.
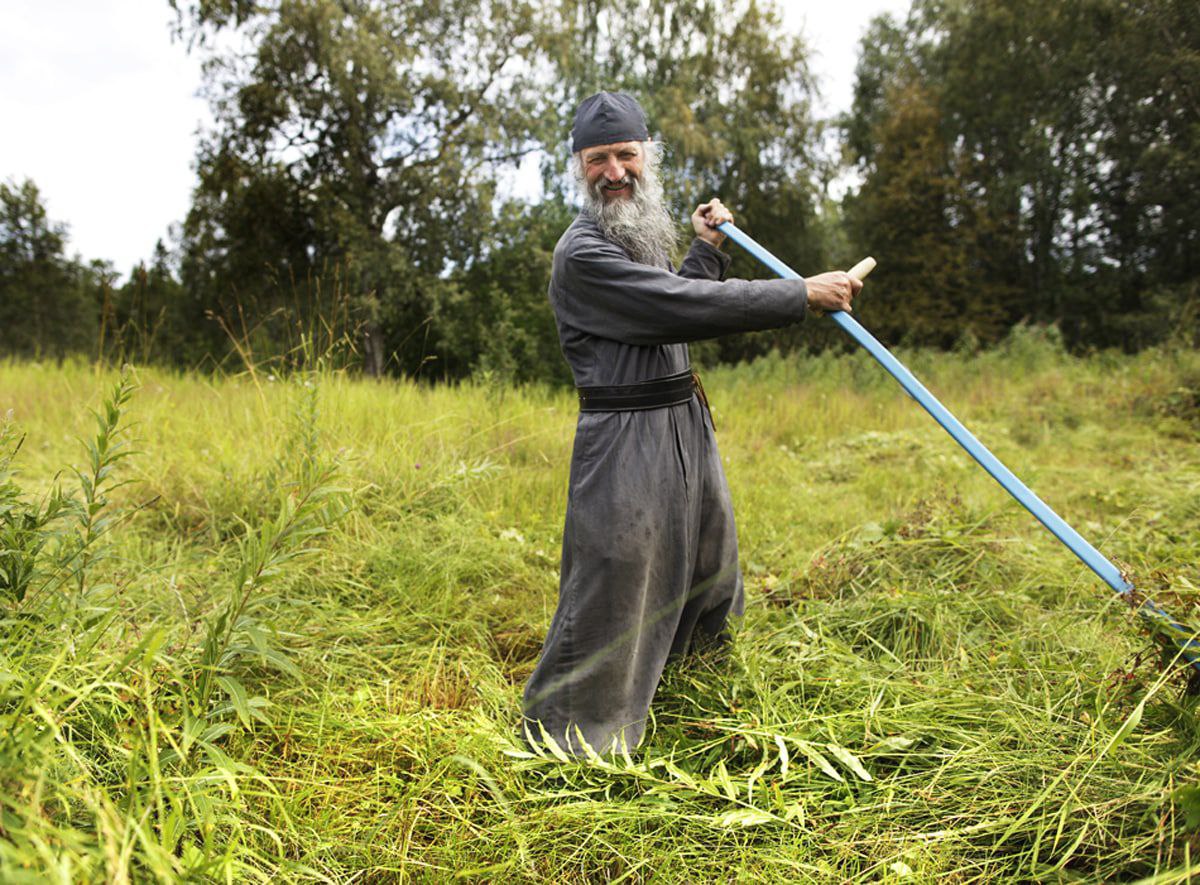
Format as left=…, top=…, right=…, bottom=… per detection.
left=521, top=395, right=743, bottom=754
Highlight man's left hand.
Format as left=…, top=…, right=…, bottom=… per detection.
left=692, top=198, right=733, bottom=247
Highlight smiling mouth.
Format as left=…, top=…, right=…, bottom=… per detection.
left=600, top=182, right=632, bottom=201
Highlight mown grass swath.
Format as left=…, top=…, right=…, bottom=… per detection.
left=1, top=335, right=1199, bottom=880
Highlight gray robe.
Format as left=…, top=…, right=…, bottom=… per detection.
left=521, top=213, right=808, bottom=755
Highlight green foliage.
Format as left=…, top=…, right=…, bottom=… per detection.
left=0, top=178, right=108, bottom=361
left=96, top=240, right=211, bottom=369
left=3, top=348, right=1200, bottom=877
left=0, top=371, right=135, bottom=613
left=6, top=0, right=1198, bottom=378
left=160, top=0, right=832, bottom=379
left=0, top=367, right=349, bottom=880
left=1, top=372, right=149, bottom=877
left=438, top=198, right=575, bottom=384
left=844, top=0, right=1200, bottom=352
left=844, top=76, right=1015, bottom=347
left=193, top=381, right=351, bottom=723
left=174, top=0, right=555, bottom=376
left=0, top=431, right=72, bottom=606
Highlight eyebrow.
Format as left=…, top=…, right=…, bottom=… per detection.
left=583, top=146, right=641, bottom=162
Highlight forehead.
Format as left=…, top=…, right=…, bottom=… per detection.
left=580, top=141, right=644, bottom=161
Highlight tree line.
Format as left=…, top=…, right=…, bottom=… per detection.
left=2, top=0, right=1197, bottom=381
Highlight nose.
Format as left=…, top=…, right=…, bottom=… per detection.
left=603, top=157, right=625, bottom=181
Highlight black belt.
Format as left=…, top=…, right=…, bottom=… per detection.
left=577, top=368, right=717, bottom=429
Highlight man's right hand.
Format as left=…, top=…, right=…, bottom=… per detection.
left=804, top=271, right=863, bottom=315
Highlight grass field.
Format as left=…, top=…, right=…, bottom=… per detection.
left=2, top=332, right=1200, bottom=882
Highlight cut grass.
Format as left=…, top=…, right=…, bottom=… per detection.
left=1, top=339, right=1199, bottom=881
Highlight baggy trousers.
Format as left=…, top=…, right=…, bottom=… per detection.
left=521, top=394, right=743, bottom=754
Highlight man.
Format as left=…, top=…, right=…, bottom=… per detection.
left=521, top=92, right=860, bottom=755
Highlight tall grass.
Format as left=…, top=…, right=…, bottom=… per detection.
left=1, top=336, right=1199, bottom=881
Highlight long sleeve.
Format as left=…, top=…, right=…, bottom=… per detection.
left=677, top=237, right=732, bottom=281
left=555, top=226, right=806, bottom=347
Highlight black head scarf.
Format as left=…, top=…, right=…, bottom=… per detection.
left=570, top=92, right=650, bottom=153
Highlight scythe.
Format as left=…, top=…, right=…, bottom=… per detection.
left=718, top=220, right=1200, bottom=677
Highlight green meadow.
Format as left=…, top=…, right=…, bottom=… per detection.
left=3, top=332, right=1200, bottom=882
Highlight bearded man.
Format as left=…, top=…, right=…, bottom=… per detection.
left=521, top=92, right=860, bottom=755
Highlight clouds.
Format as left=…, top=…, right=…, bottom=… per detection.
left=785, top=1, right=913, bottom=116
left=0, top=0, right=910, bottom=272
left=0, top=0, right=209, bottom=271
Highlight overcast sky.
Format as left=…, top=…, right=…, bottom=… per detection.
left=0, top=0, right=909, bottom=273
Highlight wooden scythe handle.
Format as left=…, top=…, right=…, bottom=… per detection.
left=847, top=256, right=877, bottom=282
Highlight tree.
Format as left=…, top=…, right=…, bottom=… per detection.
left=843, top=0, right=1200, bottom=350
left=844, top=77, right=1012, bottom=347
left=102, top=241, right=194, bottom=366
left=0, top=179, right=97, bottom=360
left=170, top=0, right=831, bottom=378
left=173, top=0, right=555, bottom=374
left=440, top=197, right=576, bottom=384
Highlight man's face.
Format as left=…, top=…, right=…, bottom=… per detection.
left=580, top=141, right=646, bottom=202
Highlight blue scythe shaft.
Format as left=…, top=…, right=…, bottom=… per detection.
left=717, top=220, right=1200, bottom=673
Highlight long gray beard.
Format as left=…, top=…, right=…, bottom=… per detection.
left=581, top=160, right=679, bottom=268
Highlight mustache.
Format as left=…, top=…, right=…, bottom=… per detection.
left=591, top=174, right=638, bottom=198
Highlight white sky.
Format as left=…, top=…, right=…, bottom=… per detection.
left=0, top=0, right=909, bottom=273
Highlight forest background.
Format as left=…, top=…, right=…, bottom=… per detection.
left=5, top=2, right=1200, bottom=879
left=2, top=0, right=1199, bottom=377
